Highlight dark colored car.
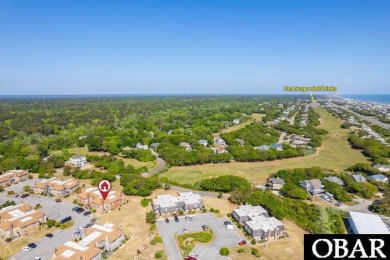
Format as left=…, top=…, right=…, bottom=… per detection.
left=45, top=233, right=53, bottom=238
left=84, top=223, right=92, bottom=229
left=174, top=214, right=179, bottom=222
left=202, top=225, right=208, bottom=231
left=15, top=194, right=20, bottom=197
left=165, top=218, right=169, bottom=223
left=75, top=208, right=85, bottom=213
left=83, top=211, right=91, bottom=216
left=21, top=193, right=29, bottom=198
left=60, top=216, right=72, bottom=224
left=28, top=243, right=37, bottom=248
left=72, top=206, right=80, bottom=211
left=238, top=240, right=247, bottom=245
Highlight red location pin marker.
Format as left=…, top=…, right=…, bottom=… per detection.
left=98, top=180, right=111, bottom=200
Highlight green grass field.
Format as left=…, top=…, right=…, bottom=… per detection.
left=161, top=108, right=369, bottom=185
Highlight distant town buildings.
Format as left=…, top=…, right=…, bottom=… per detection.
left=77, top=187, right=125, bottom=213
left=232, top=205, right=285, bottom=241
left=0, top=169, right=29, bottom=187
left=152, top=192, right=203, bottom=214
left=34, top=177, right=80, bottom=197
left=69, top=155, right=87, bottom=167
left=0, top=204, right=47, bottom=240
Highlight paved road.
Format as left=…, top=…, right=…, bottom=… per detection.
left=278, top=132, right=286, bottom=144
left=156, top=213, right=244, bottom=260
left=1, top=182, right=92, bottom=260
left=331, top=103, right=390, bottom=130
left=142, top=157, right=166, bottom=177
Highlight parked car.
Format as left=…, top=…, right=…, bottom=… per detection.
left=60, top=216, right=72, bottom=224
left=22, top=247, right=31, bottom=252
left=75, top=208, right=85, bottom=213
left=380, top=215, right=388, bottom=220
left=84, top=223, right=92, bottom=228
left=165, top=218, right=169, bottom=223
left=83, top=211, right=91, bottom=216
left=238, top=240, right=247, bottom=245
left=202, top=225, right=208, bottom=231
left=28, top=243, right=37, bottom=248
left=174, top=214, right=179, bottom=222
left=45, top=233, right=53, bottom=238
left=34, top=257, right=43, bottom=260
left=189, top=216, right=194, bottom=221
left=185, top=216, right=190, bottom=221
left=21, top=193, right=29, bottom=198
left=72, top=206, right=80, bottom=211
left=15, top=194, right=20, bottom=197
left=182, top=228, right=187, bottom=233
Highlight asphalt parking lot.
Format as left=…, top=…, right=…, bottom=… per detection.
left=1, top=181, right=92, bottom=260
left=156, top=213, right=244, bottom=260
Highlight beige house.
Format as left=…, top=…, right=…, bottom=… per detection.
left=268, top=177, right=285, bottom=190
left=0, top=204, right=47, bottom=240
left=53, top=223, right=125, bottom=260
left=34, top=177, right=80, bottom=197
left=77, top=187, right=125, bottom=213
left=0, top=170, right=29, bottom=187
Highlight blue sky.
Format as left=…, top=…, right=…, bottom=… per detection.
left=1, top=0, right=389, bottom=94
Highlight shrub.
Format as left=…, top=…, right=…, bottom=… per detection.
left=146, top=210, right=157, bottom=224
left=202, top=208, right=207, bottom=213
left=251, top=248, right=259, bottom=256
left=220, top=247, right=229, bottom=256
left=251, top=239, right=256, bottom=245
left=218, top=192, right=223, bottom=198
left=35, top=204, right=42, bottom=209
left=213, top=209, right=220, bottom=213
left=150, top=239, right=157, bottom=245
left=5, top=237, right=12, bottom=242
left=47, top=219, right=56, bottom=228
left=237, top=248, right=246, bottom=253
left=91, top=208, right=97, bottom=213
left=155, top=252, right=162, bottom=258
left=141, top=198, right=150, bottom=207
left=72, top=199, right=78, bottom=204
left=154, top=235, right=163, bottom=243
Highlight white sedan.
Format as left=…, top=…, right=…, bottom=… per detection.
left=22, top=247, right=31, bottom=252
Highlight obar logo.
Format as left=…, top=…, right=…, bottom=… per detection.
left=304, top=235, right=389, bottom=259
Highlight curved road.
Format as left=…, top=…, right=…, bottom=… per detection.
left=141, top=157, right=166, bottom=177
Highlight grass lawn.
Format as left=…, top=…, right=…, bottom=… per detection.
left=177, top=231, right=214, bottom=256
left=120, top=157, right=156, bottom=169
left=161, top=108, right=369, bottom=185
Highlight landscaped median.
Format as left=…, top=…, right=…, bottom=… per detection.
left=176, top=231, right=214, bottom=256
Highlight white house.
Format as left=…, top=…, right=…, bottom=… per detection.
left=300, top=179, right=324, bottom=195
left=69, top=155, right=87, bottom=167
left=373, top=164, right=390, bottom=172
left=135, top=143, right=148, bottom=150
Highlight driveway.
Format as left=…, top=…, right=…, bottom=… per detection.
left=1, top=182, right=92, bottom=260
left=156, top=213, right=244, bottom=260
left=142, top=157, right=166, bottom=177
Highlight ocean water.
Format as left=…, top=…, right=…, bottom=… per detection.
left=341, top=95, right=390, bottom=105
